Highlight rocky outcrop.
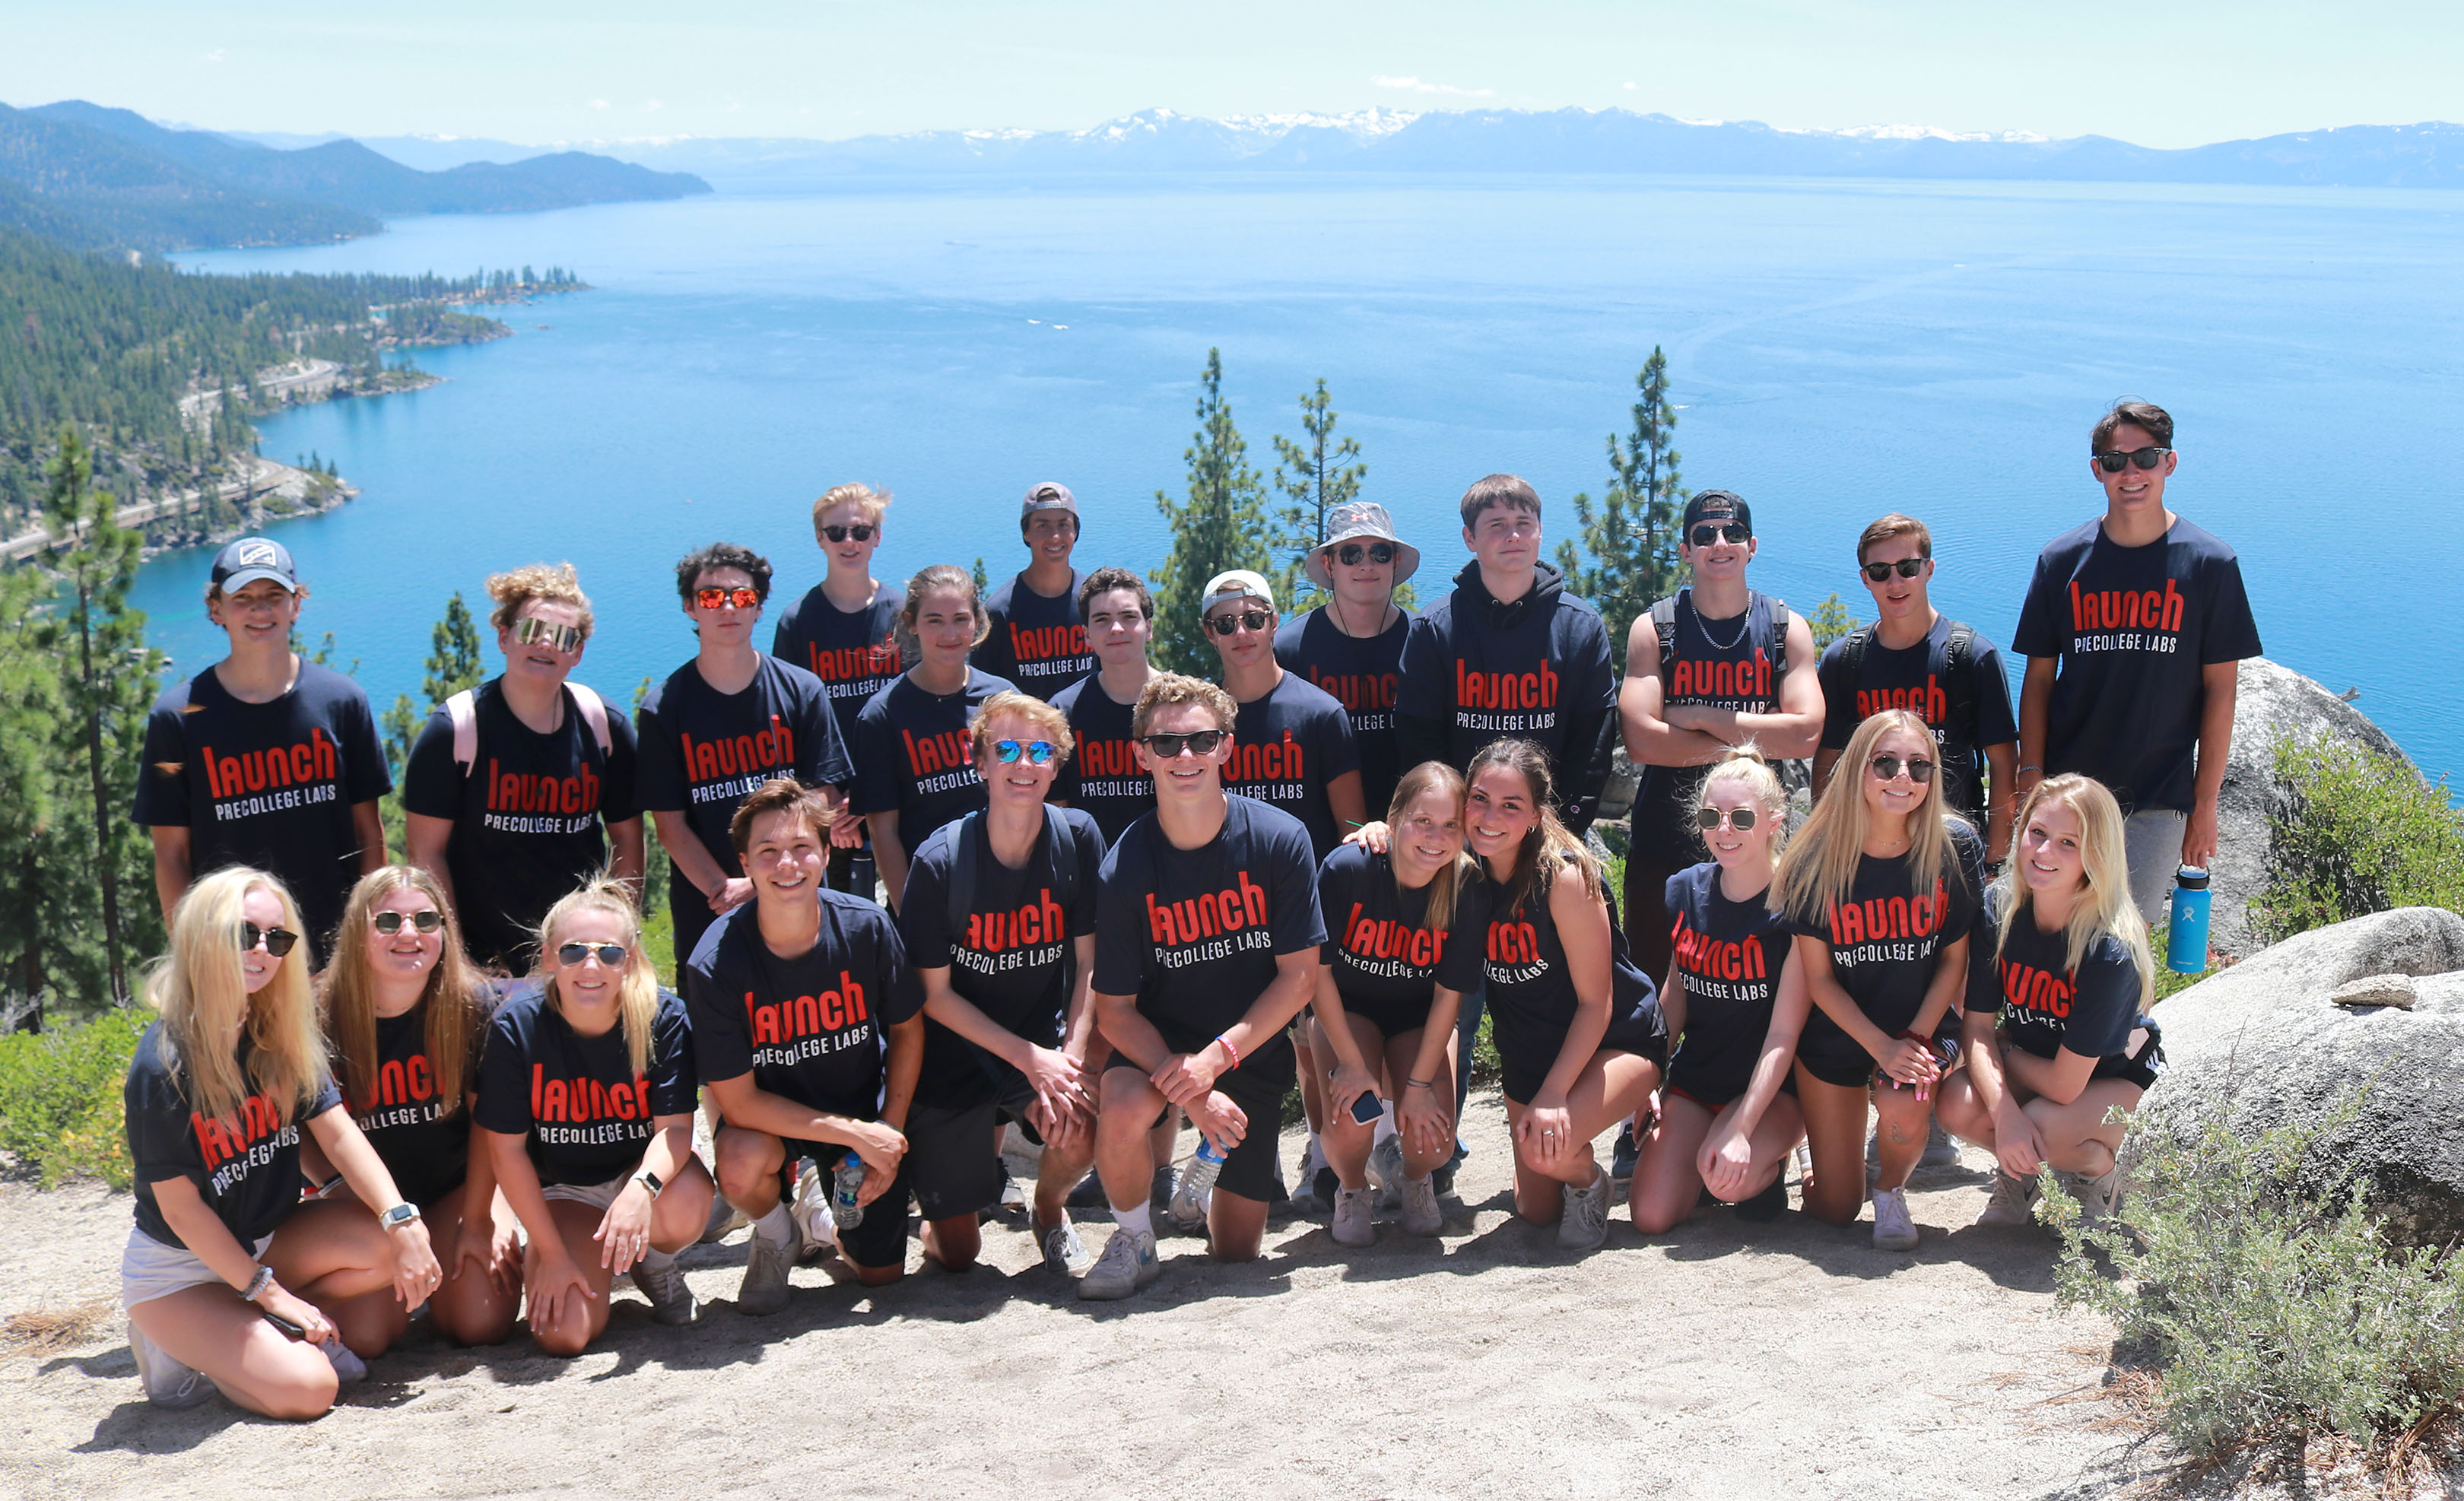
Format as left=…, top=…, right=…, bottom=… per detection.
left=2130, top=906, right=2464, bottom=1247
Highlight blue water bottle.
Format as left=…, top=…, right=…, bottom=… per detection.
left=2167, top=866, right=2211, bottom=975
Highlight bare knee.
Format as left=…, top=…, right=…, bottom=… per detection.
left=251, top=1371, right=340, bottom=1421
left=535, top=1324, right=593, bottom=1359
left=853, top=1261, right=906, bottom=1288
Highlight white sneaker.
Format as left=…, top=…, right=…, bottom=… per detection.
left=129, top=1324, right=211, bottom=1408
left=1557, top=1169, right=1611, bottom=1251
left=1040, top=1220, right=1094, bottom=1277
left=1331, top=1186, right=1376, bottom=1248
left=1367, top=1136, right=1404, bottom=1211
left=1077, top=1229, right=1161, bottom=1301
left=1871, top=1186, right=1919, bottom=1251
left=1974, top=1172, right=2042, bottom=1229
left=2057, top=1165, right=2122, bottom=1223
left=789, top=1163, right=836, bottom=1253
left=1397, top=1173, right=1443, bottom=1237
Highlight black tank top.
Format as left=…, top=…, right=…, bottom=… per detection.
left=1632, top=589, right=1784, bottom=862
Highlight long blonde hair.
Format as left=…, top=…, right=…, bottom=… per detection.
left=536, top=877, right=660, bottom=1077
left=1696, top=744, right=1790, bottom=861
left=1773, top=709, right=1968, bottom=924
left=320, top=866, right=486, bottom=1115
left=144, top=867, right=329, bottom=1124
left=1993, top=775, right=2154, bottom=1012
left=1467, top=739, right=1602, bottom=919
left=1388, top=760, right=1480, bottom=932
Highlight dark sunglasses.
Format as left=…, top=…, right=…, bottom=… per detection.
left=1695, top=805, right=1760, bottom=832
left=1206, top=610, right=1272, bottom=637
left=993, top=738, right=1057, bottom=766
left=2094, top=446, right=2172, bottom=474
left=557, top=941, right=629, bottom=967
left=1141, top=729, right=1227, bottom=759
left=1330, top=542, right=1395, bottom=566
left=695, top=586, right=761, bottom=611
left=820, top=524, right=876, bottom=543
left=239, top=922, right=300, bottom=957
left=511, top=616, right=584, bottom=652
left=372, top=909, right=444, bottom=936
left=1862, top=558, right=1926, bottom=582
left=1688, top=522, right=1751, bottom=548
left=1869, top=754, right=1937, bottom=785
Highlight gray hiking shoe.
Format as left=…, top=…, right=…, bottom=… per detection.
left=1871, top=1186, right=1920, bottom=1251
left=1975, top=1172, right=2042, bottom=1229
left=631, top=1257, right=700, bottom=1325
left=1077, top=1228, right=1161, bottom=1301
left=2057, top=1166, right=2122, bottom=1223
left=1367, top=1135, right=1404, bottom=1211
left=736, top=1224, right=799, bottom=1317
left=1331, top=1185, right=1377, bottom=1248
left=129, top=1324, right=211, bottom=1408
left=1040, top=1220, right=1094, bottom=1278
left=1557, top=1169, right=1611, bottom=1251
left=1397, top=1173, right=1443, bottom=1237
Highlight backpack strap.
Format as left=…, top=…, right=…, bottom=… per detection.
left=1650, top=596, right=1678, bottom=674
left=1042, top=804, right=1078, bottom=912
left=1762, top=597, right=1792, bottom=700
left=1837, top=622, right=1875, bottom=684
left=446, top=690, right=480, bottom=774
left=565, top=681, right=614, bottom=757
left=1942, top=620, right=1980, bottom=750
left=945, top=811, right=985, bottom=948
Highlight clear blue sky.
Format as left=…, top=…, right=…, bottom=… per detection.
left=7, top=0, right=2459, bottom=149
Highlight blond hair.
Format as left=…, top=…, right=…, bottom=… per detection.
left=813, top=482, right=891, bottom=532
left=970, top=689, right=1075, bottom=763
left=486, top=561, right=593, bottom=639
left=1131, top=671, right=1237, bottom=739
left=536, top=877, right=661, bottom=1077
left=1696, top=744, right=1790, bottom=860
left=319, top=867, right=486, bottom=1117
left=1992, top=775, right=2154, bottom=1013
left=1772, top=709, right=1968, bottom=925
left=1388, top=760, right=1478, bottom=933
left=144, top=867, right=329, bottom=1125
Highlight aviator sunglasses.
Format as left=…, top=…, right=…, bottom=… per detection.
left=1862, top=558, right=1926, bottom=582
left=238, top=922, right=300, bottom=957
left=1206, top=609, right=1272, bottom=636
left=1694, top=805, right=1760, bottom=832
left=1140, top=728, right=1227, bottom=759
left=512, top=616, right=584, bottom=653
left=2094, top=446, right=2172, bottom=474
left=1869, top=754, right=1938, bottom=785
left=1329, top=542, right=1395, bottom=566
left=1688, top=522, right=1750, bottom=547
left=993, top=738, right=1058, bottom=766
left=557, top=941, right=629, bottom=967
left=821, top=524, right=876, bottom=543
left=695, top=586, right=762, bottom=610
left=372, top=909, right=444, bottom=936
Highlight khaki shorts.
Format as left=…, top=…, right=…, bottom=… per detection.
left=541, top=1173, right=632, bottom=1212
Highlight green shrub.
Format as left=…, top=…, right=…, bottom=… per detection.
left=2255, top=733, right=2464, bottom=944
left=0, top=1006, right=148, bottom=1188
left=2046, top=1093, right=2464, bottom=1466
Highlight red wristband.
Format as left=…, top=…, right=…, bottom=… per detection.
left=1216, top=1034, right=1241, bottom=1071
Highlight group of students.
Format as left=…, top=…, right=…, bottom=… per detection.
left=117, top=398, right=2257, bottom=1418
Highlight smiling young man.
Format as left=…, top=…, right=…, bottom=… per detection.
left=2013, top=401, right=2262, bottom=926
left=1051, top=566, right=1161, bottom=846
left=636, top=543, right=855, bottom=965
left=973, top=481, right=1094, bottom=700
left=1078, top=674, right=1324, bottom=1299
left=685, top=779, right=926, bottom=1314
left=897, top=692, right=1109, bottom=1276
left=404, top=563, right=644, bottom=974
left=134, top=538, right=391, bottom=969
left=1275, top=501, right=1419, bottom=820
left=1811, top=514, right=2019, bottom=864
left=770, top=483, right=905, bottom=893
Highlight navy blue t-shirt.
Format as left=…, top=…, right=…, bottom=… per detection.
left=346, top=999, right=481, bottom=1208
left=1316, top=842, right=1485, bottom=1014
left=126, top=1023, right=341, bottom=1250
left=402, top=678, right=641, bottom=971
left=132, top=660, right=392, bottom=965
left=684, top=892, right=922, bottom=1122
left=852, top=668, right=1017, bottom=859
left=1817, top=616, right=2018, bottom=825
left=1481, top=858, right=1665, bottom=1089
left=1663, top=862, right=1794, bottom=1103
left=1051, top=674, right=1155, bottom=846
left=1220, top=672, right=1360, bottom=862
left=771, top=579, right=906, bottom=754
left=1975, top=886, right=2149, bottom=1074
left=472, top=982, right=696, bottom=1187
left=2012, top=516, right=2262, bottom=812
left=973, top=570, right=1091, bottom=700
left=1276, top=606, right=1411, bottom=820
left=1786, top=822, right=1986, bottom=1073
left=1630, top=589, right=1790, bottom=865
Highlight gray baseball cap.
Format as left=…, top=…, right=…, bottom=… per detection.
left=1021, top=481, right=1077, bottom=518
left=211, top=537, right=299, bottom=593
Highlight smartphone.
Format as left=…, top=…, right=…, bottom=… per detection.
left=260, top=1309, right=306, bottom=1339
left=1348, top=1090, right=1383, bottom=1125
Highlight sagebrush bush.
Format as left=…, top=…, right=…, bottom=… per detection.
left=2256, top=733, right=2464, bottom=943
left=0, top=1005, right=147, bottom=1188
left=2046, top=1093, right=2464, bottom=1463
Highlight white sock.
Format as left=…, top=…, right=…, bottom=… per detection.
left=1113, top=1203, right=1154, bottom=1241
left=753, top=1204, right=795, bottom=1246
left=639, top=1244, right=678, bottom=1269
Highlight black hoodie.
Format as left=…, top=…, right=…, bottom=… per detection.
left=1395, top=560, right=1618, bottom=831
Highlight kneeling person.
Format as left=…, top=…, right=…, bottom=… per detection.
left=1081, top=674, right=1325, bottom=1298
left=899, top=692, right=1107, bottom=1276
left=686, top=779, right=926, bottom=1312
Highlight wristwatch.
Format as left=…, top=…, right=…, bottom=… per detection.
left=377, top=1201, right=421, bottom=1231
left=633, top=1169, right=665, bottom=1198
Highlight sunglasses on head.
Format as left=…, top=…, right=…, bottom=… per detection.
left=1869, top=754, right=1937, bottom=785
left=372, top=909, right=443, bottom=936
left=511, top=616, right=584, bottom=653
left=1206, top=609, right=1272, bottom=637
left=1141, top=728, right=1226, bottom=759
left=1862, top=558, right=1926, bottom=582
left=695, top=586, right=761, bottom=611
left=1329, top=542, right=1395, bottom=567
left=820, top=524, right=876, bottom=543
left=993, top=738, right=1057, bottom=766
left=1688, top=522, right=1750, bottom=548
left=557, top=941, right=629, bottom=967
left=239, top=922, right=299, bottom=957
left=1695, top=805, right=1760, bottom=832
left=2094, top=446, right=2172, bottom=474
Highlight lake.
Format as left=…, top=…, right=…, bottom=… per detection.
left=153, top=173, right=2464, bottom=782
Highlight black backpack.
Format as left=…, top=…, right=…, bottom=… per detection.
left=945, top=804, right=1081, bottom=941
left=1832, top=619, right=1981, bottom=747
left=1650, top=593, right=1792, bottom=706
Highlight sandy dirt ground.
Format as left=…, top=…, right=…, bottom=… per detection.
left=1, top=1097, right=2166, bottom=1501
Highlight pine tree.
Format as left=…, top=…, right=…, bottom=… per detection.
left=1808, top=592, right=1862, bottom=649
left=1557, top=347, right=1685, bottom=645
left=0, top=563, right=67, bottom=1024
left=383, top=593, right=486, bottom=778
left=1269, top=379, right=1366, bottom=608
left=1150, top=350, right=1272, bottom=678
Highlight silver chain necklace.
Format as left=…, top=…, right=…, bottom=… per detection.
left=1693, top=595, right=1752, bottom=652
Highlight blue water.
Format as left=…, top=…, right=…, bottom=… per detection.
left=151, top=174, right=2464, bottom=781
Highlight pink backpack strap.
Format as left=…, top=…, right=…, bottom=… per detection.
left=446, top=690, right=479, bottom=773
left=565, top=681, right=614, bottom=757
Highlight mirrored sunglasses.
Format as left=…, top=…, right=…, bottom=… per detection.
left=994, top=738, right=1057, bottom=766
left=512, top=616, right=584, bottom=652
left=695, top=586, right=761, bottom=610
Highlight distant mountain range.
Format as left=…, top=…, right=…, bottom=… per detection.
left=287, top=106, right=2464, bottom=191
left=0, top=100, right=713, bottom=252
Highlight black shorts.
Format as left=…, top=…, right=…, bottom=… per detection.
left=1105, top=1047, right=1296, bottom=1203
left=2087, top=1017, right=2166, bottom=1093
left=1665, top=1069, right=1797, bottom=1115
left=1494, top=1014, right=1668, bottom=1107
left=1326, top=994, right=1440, bottom=1044
left=767, top=1096, right=1005, bottom=1271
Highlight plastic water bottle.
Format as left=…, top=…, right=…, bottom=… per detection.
left=1169, top=1136, right=1227, bottom=1228
left=2167, top=866, right=2211, bottom=975
left=849, top=850, right=878, bottom=904
left=830, top=1152, right=866, bottom=1229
